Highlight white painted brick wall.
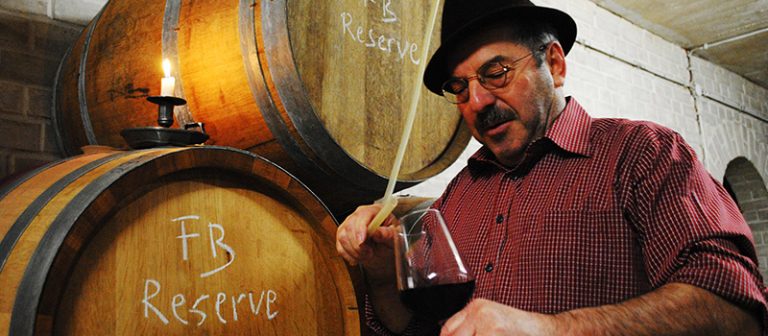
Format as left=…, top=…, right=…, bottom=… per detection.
left=0, top=0, right=104, bottom=24
left=565, top=43, right=701, bottom=150
left=699, top=97, right=768, bottom=184
left=537, top=0, right=690, bottom=86
left=54, top=0, right=105, bottom=24
left=0, top=0, right=48, bottom=17
left=692, top=57, right=768, bottom=121
left=691, top=56, right=768, bottom=188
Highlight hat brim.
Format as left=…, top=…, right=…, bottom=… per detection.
left=424, top=6, right=577, bottom=95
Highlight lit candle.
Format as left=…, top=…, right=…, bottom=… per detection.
left=160, top=59, right=175, bottom=97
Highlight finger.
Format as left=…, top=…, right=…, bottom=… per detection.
left=336, top=220, right=364, bottom=265
left=441, top=309, right=468, bottom=336
left=336, top=230, right=361, bottom=265
left=448, top=323, right=475, bottom=336
left=370, top=224, right=397, bottom=248
left=349, top=210, right=376, bottom=247
left=369, top=214, right=398, bottom=239
left=381, top=213, right=398, bottom=227
left=352, top=213, right=372, bottom=244
left=355, top=206, right=386, bottom=246
left=336, top=205, right=381, bottom=263
left=339, top=225, right=363, bottom=260
left=336, top=232, right=358, bottom=265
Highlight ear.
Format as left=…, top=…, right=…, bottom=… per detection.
left=546, top=41, right=567, bottom=88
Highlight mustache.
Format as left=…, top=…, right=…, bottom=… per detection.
left=475, top=105, right=518, bottom=133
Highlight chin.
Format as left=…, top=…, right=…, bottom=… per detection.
left=488, top=147, right=518, bottom=163
left=486, top=140, right=526, bottom=163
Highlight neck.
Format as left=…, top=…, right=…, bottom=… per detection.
left=538, top=91, right=567, bottom=139
left=498, top=94, right=566, bottom=168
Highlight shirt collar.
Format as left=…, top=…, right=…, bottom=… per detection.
left=546, top=97, right=592, bottom=157
left=468, top=97, right=592, bottom=173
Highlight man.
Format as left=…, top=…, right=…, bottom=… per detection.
left=336, top=1, right=768, bottom=335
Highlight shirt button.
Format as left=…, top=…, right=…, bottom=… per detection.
left=496, top=214, right=504, bottom=224
left=484, top=263, right=494, bottom=273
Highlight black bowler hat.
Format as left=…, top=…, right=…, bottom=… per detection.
left=423, top=0, right=577, bottom=95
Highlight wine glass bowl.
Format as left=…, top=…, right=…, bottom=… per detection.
left=395, top=209, right=475, bottom=322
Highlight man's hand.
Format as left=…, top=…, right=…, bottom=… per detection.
left=441, top=299, right=560, bottom=336
left=336, top=204, right=414, bottom=332
left=336, top=204, right=397, bottom=268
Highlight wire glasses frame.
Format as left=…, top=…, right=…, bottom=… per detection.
left=441, top=44, right=549, bottom=104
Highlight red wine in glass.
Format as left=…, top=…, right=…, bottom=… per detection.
left=400, top=280, right=475, bottom=322
left=395, top=209, right=475, bottom=322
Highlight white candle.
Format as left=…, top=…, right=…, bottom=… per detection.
left=161, top=59, right=175, bottom=96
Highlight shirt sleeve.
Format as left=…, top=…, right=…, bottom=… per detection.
left=622, top=124, right=768, bottom=331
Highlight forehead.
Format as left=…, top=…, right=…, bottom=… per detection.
left=448, top=40, right=529, bottom=76
left=444, top=24, right=529, bottom=73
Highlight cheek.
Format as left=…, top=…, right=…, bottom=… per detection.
left=496, top=79, right=533, bottom=108
left=459, top=109, right=477, bottom=128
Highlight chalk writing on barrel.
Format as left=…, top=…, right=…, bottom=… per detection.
left=341, top=0, right=422, bottom=65
left=142, top=279, right=279, bottom=326
left=361, top=0, right=398, bottom=22
left=141, top=215, right=279, bottom=326
left=173, top=215, right=235, bottom=278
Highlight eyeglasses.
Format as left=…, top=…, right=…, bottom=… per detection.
left=441, top=44, right=548, bottom=104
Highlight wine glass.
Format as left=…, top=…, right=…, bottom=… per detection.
left=395, top=208, right=475, bottom=322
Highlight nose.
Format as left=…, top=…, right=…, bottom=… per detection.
left=465, top=78, right=495, bottom=112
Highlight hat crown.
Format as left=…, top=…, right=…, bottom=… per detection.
left=441, top=0, right=536, bottom=41
left=424, top=0, right=576, bottom=95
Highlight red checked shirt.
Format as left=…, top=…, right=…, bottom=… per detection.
left=366, top=97, right=768, bottom=335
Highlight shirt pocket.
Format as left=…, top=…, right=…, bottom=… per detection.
left=516, top=209, right=640, bottom=309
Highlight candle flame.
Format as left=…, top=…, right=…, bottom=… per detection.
left=163, top=59, right=172, bottom=78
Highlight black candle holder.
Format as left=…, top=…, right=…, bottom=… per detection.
left=120, top=95, right=209, bottom=149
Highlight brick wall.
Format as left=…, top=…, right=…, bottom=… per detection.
left=0, top=0, right=104, bottom=25
left=0, top=9, right=82, bottom=183
left=726, top=158, right=768, bottom=278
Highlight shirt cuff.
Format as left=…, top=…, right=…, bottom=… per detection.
left=668, top=238, right=768, bottom=334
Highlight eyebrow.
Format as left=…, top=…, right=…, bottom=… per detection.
left=484, top=55, right=506, bottom=65
left=449, top=55, right=508, bottom=80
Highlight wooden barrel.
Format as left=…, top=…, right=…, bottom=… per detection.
left=0, top=146, right=363, bottom=335
left=53, top=0, right=471, bottom=217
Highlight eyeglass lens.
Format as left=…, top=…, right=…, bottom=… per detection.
left=441, top=44, right=547, bottom=104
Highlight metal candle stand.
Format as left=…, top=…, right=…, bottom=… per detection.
left=120, top=95, right=209, bottom=149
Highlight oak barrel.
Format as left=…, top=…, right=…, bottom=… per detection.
left=53, top=0, right=471, bottom=217
left=0, top=146, right=363, bottom=335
